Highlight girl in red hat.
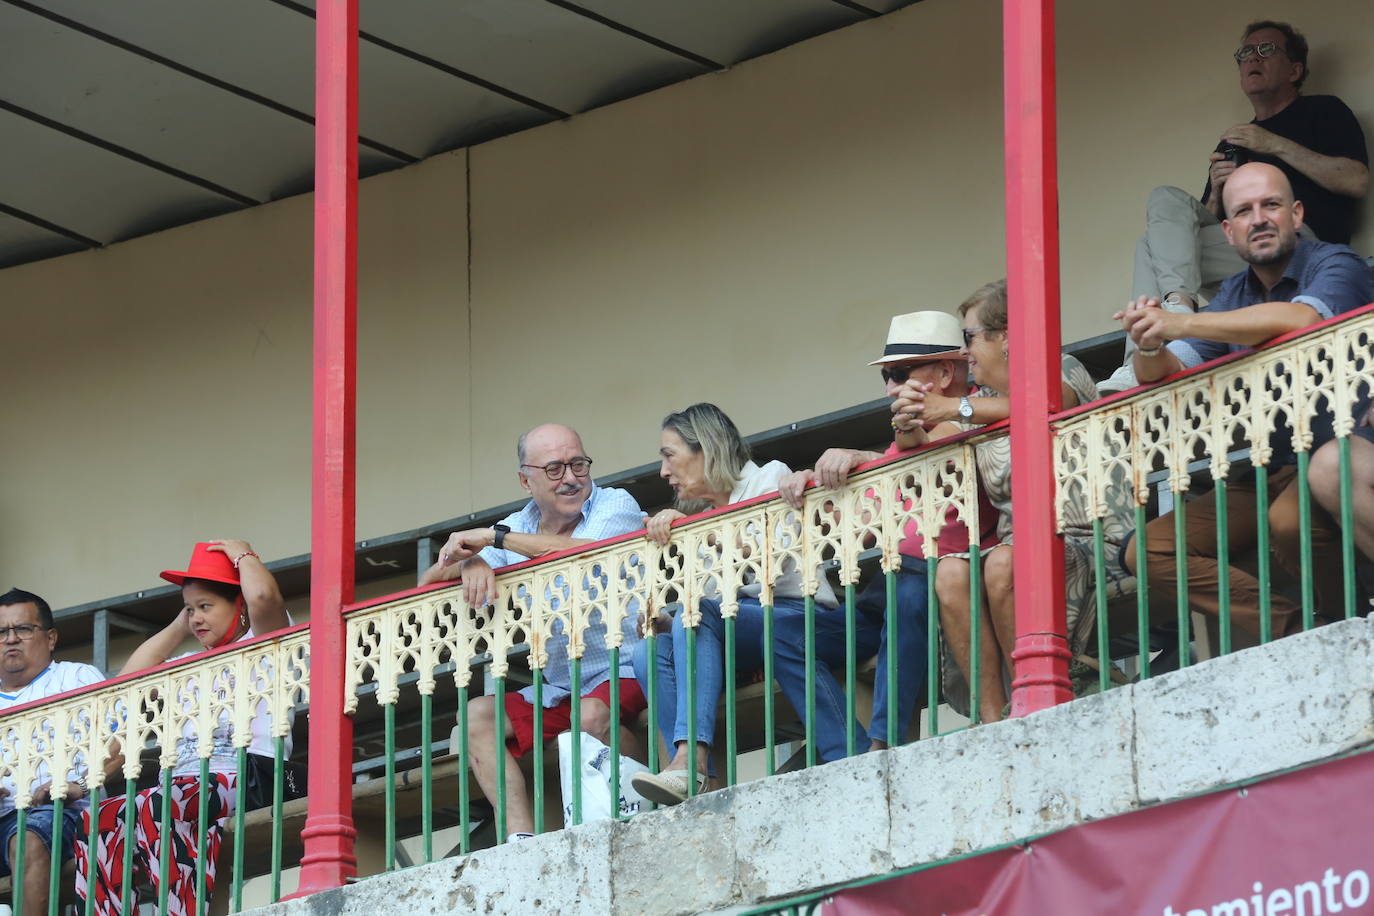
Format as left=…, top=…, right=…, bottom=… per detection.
left=76, top=539, right=291, bottom=916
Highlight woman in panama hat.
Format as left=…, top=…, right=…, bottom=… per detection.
left=76, top=540, right=291, bottom=916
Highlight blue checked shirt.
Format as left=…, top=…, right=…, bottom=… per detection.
left=1167, top=239, right=1374, bottom=465
left=478, top=484, right=646, bottom=707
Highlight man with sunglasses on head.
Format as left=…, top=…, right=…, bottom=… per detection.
left=420, top=423, right=645, bottom=842
left=1102, top=19, right=1367, bottom=393
left=0, top=588, right=119, bottom=916
left=778, top=312, right=997, bottom=749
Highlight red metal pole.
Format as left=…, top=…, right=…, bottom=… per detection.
left=1003, top=0, right=1072, bottom=715
left=295, top=0, right=359, bottom=894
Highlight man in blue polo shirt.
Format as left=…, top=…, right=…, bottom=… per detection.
left=1115, top=161, right=1374, bottom=638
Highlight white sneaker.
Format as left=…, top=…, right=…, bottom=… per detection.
left=630, top=769, right=706, bottom=807
left=1098, top=361, right=1139, bottom=395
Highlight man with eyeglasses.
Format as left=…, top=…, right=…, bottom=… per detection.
left=778, top=311, right=998, bottom=748
left=0, top=588, right=117, bottom=916
left=420, top=423, right=645, bottom=841
left=1101, top=19, right=1367, bottom=394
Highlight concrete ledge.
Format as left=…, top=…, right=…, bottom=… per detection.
left=248, top=617, right=1374, bottom=916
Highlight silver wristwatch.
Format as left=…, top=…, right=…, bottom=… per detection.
left=958, top=396, right=975, bottom=420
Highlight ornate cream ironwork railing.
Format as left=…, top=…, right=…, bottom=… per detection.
left=343, top=432, right=988, bottom=859
left=1055, top=307, right=1374, bottom=684
left=0, top=628, right=309, bottom=913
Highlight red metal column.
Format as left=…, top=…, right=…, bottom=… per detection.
left=1003, top=0, right=1072, bottom=716
left=295, top=0, right=359, bottom=895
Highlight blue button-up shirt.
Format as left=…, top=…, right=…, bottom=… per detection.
left=1168, top=238, right=1374, bottom=464
left=478, top=484, right=645, bottom=707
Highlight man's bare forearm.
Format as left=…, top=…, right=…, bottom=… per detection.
left=1274, top=141, right=1369, bottom=198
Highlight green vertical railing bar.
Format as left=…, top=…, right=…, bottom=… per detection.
left=417, top=694, right=434, bottom=862
left=843, top=583, right=857, bottom=757
left=421, top=692, right=433, bottom=862
left=194, top=759, right=210, bottom=916
left=271, top=736, right=285, bottom=900
left=967, top=546, right=983, bottom=725
left=158, top=767, right=172, bottom=916
left=762, top=604, right=776, bottom=776
left=383, top=702, right=396, bottom=870
left=13, top=806, right=26, bottom=916
left=1296, top=450, right=1316, bottom=631
left=493, top=675, right=507, bottom=842
left=803, top=595, right=817, bottom=768
left=1339, top=437, right=1356, bottom=618
left=1133, top=505, right=1151, bottom=679
left=1255, top=466, right=1273, bottom=643
left=642, top=636, right=658, bottom=776
left=884, top=571, right=898, bottom=747
left=47, top=795, right=64, bottom=916
left=1173, top=498, right=1190, bottom=668
left=1092, top=519, right=1110, bottom=693
left=723, top=618, right=737, bottom=787
left=231, top=747, right=247, bottom=913
left=531, top=668, right=544, bottom=832
left=457, top=687, right=471, bottom=854
left=84, top=784, right=102, bottom=916
left=685, top=624, right=698, bottom=798
left=608, top=647, right=623, bottom=816
left=925, top=560, right=940, bottom=738
left=1215, top=482, right=1232, bottom=656
left=121, top=778, right=136, bottom=916
left=570, top=654, right=583, bottom=825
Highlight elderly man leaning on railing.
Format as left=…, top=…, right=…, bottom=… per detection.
left=1116, top=162, right=1374, bottom=638
left=777, top=311, right=998, bottom=750
left=0, top=588, right=122, bottom=916
left=421, top=423, right=647, bottom=843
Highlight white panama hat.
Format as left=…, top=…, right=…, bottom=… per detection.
left=868, top=310, right=967, bottom=366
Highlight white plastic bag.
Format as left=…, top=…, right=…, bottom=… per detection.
left=557, top=731, right=650, bottom=823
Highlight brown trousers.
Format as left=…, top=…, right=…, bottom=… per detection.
left=1128, top=465, right=1345, bottom=640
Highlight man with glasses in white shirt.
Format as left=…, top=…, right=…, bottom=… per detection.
left=420, top=423, right=645, bottom=842
left=1101, top=19, right=1367, bottom=393
left=0, top=588, right=118, bottom=916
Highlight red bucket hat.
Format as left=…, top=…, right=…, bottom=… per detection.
left=160, top=542, right=241, bottom=588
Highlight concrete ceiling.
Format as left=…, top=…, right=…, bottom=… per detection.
left=0, top=0, right=916, bottom=270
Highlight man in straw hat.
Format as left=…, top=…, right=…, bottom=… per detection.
left=779, top=311, right=996, bottom=751
left=0, top=588, right=120, bottom=916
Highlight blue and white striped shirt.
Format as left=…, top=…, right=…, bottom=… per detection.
left=478, top=484, right=646, bottom=707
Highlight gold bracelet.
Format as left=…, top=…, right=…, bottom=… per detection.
left=1136, top=345, right=1164, bottom=358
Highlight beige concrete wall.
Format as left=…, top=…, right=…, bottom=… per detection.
left=2, top=0, right=1371, bottom=616
left=0, top=151, right=468, bottom=611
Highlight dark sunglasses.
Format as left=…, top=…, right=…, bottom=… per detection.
left=880, top=365, right=916, bottom=385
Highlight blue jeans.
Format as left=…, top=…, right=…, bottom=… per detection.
left=0, top=804, right=84, bottom=877
left=853, top=560, right=930, bottom=744
left=633, top=596, right=860, bottom=764
left=633, top=564, right=931, bottom=761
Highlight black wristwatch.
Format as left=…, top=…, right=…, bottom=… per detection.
left=492, top=524, right=511, bottom=550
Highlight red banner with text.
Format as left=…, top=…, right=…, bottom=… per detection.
left=824, top=751, right=1374, bottom=916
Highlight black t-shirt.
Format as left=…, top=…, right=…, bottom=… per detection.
left=1201, top=94, right=1368, bottom=244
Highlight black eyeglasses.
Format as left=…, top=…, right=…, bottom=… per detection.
left=521, top=457, right=593, bottom=480
left=0, top=624, right=45, bottom=642
left=962, top=327, right=986, bottom=347
left=1234, top=41, right=1284, bottom=63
